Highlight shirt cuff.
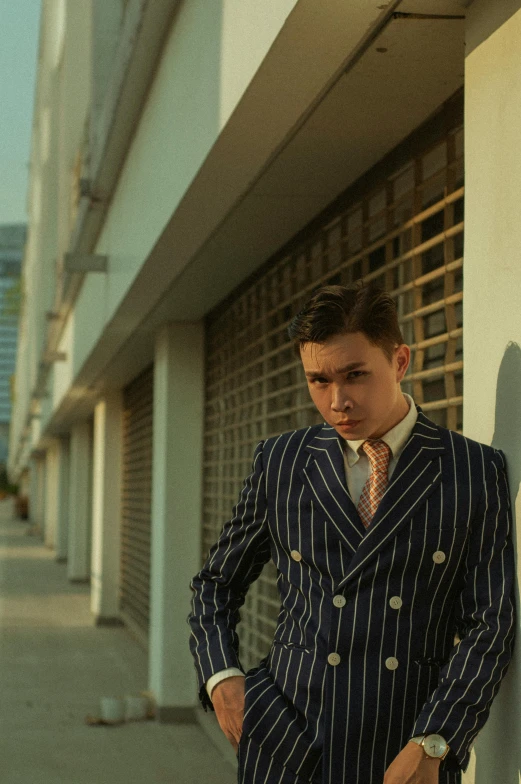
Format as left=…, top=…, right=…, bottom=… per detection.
left=206, top=667, right=245, bottom=699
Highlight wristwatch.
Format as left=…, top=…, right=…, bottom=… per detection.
left=409, top=734, right=450, bottom=760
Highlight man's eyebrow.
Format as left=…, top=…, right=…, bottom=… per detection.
left=336, top=362, right=367, bottom=372
left=304, top=361, right=367, bottom=377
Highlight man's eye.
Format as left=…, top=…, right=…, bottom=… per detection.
left=311, top=378, right=328, bottom=385
left=347, top=371, right=367, bottom=380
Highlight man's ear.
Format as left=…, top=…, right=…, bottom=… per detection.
left=395, top=344, right=410, bottom=382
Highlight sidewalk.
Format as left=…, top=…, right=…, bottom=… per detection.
left=0, top=499, right=236, bottom=784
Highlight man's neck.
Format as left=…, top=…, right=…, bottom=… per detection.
left=369, top=392, right=410, bottom=439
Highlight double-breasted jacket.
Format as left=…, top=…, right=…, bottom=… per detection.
left=189, top=409, right=515, bottom=783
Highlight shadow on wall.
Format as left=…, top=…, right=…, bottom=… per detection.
left=473, top=342, right=521, bottom=784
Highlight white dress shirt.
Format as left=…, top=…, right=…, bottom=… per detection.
left=206, top=394, right=418, bottom=698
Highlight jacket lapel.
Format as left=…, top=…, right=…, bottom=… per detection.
left=300, top=425, right=366, bottom=555
left=337, top=410, right=445, bottom=590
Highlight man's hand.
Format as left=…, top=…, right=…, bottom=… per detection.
left=384, top=742, right=441, bottom=784
left=211, top=676, right=245, bottom=752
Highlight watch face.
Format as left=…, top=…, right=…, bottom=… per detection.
left=424, top=734, right=448, bottom=758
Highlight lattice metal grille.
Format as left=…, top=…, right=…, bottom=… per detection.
left=120, top=364, right=154, bottom=642
left=204, top=124, right=464, bottom=671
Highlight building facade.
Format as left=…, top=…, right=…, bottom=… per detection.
left=0, top=225, right=24, bottom=466
left=9, top=1, right=521, bottom=780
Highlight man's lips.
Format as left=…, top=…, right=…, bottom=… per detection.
left=336, top=420, right=361, bottom=428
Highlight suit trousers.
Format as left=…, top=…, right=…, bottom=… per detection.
left=237, top=736, right=461, bottom=784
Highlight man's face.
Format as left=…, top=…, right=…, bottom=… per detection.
left=300, top=331, right=410, bottom=441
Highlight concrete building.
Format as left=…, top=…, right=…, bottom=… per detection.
left=8, top=1, right=521, bottom=780
left=0, top=224, right=24, bottom=466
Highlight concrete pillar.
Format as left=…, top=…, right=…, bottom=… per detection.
left=55, top=437, right=70, bottom=562
left=43, top=438, right=71, bottom=556
left=17, top=469, right=30, bottom=520
left=68, top=421, right=93, bottom=582
left=91, top=392, right=123, bottom=624
left=29, top=458, right=40, bottom=528
left=44, top=442, right=59, bottom=549
left=34, top=456, right=47, bottom=537
left=149, top=322, right=204, bottom=720
left=463, top=4, right=521, bottom=783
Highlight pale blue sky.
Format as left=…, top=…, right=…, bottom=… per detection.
left=0, top=0, right=41, bottom=226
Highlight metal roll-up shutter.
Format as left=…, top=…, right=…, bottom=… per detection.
left=120, top=364, right=154, bottom=644
left=204, top=103, right=464, bottom=672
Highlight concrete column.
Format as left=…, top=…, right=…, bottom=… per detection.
left=34, top=456, right=47, bottom=537
left=463, top=4, right=521, bottom=783
left=91, top=392, right=124, bottom=624
left=55, top=437, right=70, bottom=562
left=44, top=442, right=59, bottom=549
left=29, top=458, right=40, bottom=528
left=68, top=421, right=93, bottom=582
left=149, top=322, right=204, bottom=720
left=18, top=469, right=30, bottom=513
left=43, top=438, right=71, bottom=557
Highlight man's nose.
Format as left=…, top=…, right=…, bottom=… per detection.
left=330, top=386, right=352, bottom=412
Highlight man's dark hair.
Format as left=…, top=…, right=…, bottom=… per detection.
left=288, top=282, right=404, bottom=362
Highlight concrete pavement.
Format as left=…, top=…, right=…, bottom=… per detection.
left=0, top=499, right=236, bottom=784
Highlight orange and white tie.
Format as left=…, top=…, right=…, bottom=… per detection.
left=357, top=440, right=392, bottom=528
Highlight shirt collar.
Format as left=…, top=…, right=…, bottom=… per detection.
left=344, top=394, right=418, bottom=467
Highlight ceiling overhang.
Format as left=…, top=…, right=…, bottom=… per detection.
left=47, top=0, right=467, bottom=434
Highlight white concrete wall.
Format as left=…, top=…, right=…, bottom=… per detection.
left=70, top=0, right=298, bottom=378
left=39, top=381, right=54, bottom=435
left=11, top=0, right=299, bottom=471
left=56, top=0, right=91, bottom=260
left=463, top=2, right=521, bottom=782
left=218, top=0, right=298, bottom=126
left=53, top=312, right=75, bottom=411
left=9, top=294, right=30, bottom=477
left=9, top=0, right=92, bottom=466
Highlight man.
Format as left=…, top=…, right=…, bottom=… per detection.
left=189, top=284, right=515, bottom=784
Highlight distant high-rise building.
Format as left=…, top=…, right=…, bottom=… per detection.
left=0, top=225, right=25, bottom=465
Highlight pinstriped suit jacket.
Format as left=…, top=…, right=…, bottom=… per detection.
left=189, top=409, right=515, bottom=783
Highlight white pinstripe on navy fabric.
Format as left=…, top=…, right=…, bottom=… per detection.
left=189, top=409, right=514, bottom=784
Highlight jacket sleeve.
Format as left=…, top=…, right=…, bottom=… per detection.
left=188, top=441, right=272, bottom=709
left=411, top=448, right=516, bottom=769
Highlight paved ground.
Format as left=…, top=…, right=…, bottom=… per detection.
left=0, top=499, right=236, bottom=784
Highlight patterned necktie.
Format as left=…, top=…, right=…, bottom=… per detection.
left=357, top=440, right=392, bottom=528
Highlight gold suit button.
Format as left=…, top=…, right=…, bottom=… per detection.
left=290, top=550, right=302, bottom=562
left=328, top=652, right=341, bottom=666
left=333, top=595, right=346, bottom=608
left=389, top=596, right=403, bottom=610
left=385, top=657, right=399, bottom=671
left=433, top=551, right=446, bottom=564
